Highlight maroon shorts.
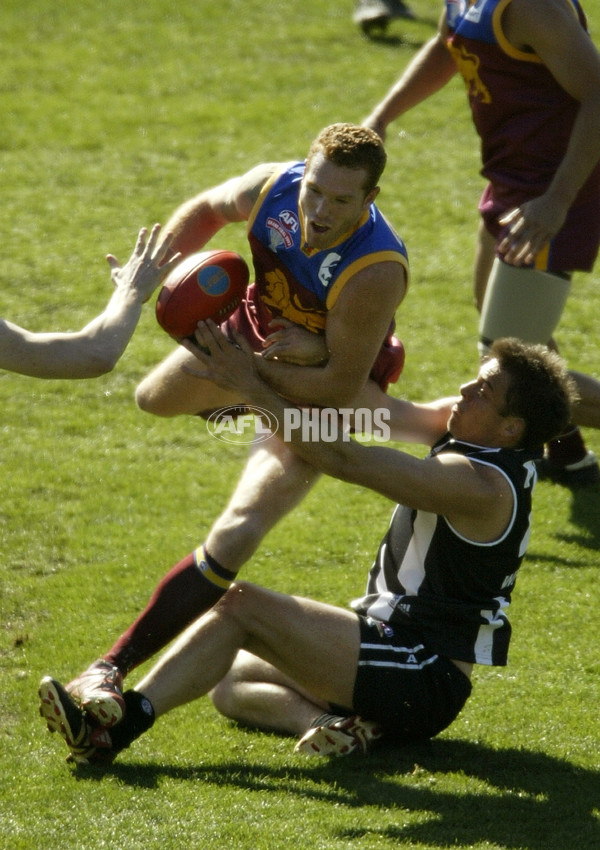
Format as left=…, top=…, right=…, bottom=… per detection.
left=479, top=182, right=600, bottom=274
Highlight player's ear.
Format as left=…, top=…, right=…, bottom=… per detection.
left=364, top=186, right=380, bottom=207
left=502, top=415, right=525, bottom=445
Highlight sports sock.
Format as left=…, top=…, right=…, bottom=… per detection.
left=546, top=425, right=588, bottom=467
left=104, top=547, right=236, bottom=676
left=107, top=690, right=155, bottom=755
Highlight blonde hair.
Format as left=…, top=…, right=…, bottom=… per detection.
left=306, top=123, right=387, bottom=194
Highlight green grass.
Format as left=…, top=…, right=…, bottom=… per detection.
left=1, top=0, right=599, bottom=847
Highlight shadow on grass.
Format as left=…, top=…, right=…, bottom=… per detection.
left=73, top=737, right=599, bottom=849
left=357, top=12, right=439, bottom=49
left=529, top=480, right=600, bottom=556
left=562, top=483, right=600, bottom=549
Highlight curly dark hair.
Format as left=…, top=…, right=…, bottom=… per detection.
left=306, top=123, right=387, bottom=194
left=490, top=338, right=577, bottom=451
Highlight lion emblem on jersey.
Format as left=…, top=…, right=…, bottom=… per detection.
left=263, top=269, right=326, bottom=332
left=448, top=43, right=491, bottom=103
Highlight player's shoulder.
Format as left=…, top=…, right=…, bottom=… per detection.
left=239, top=160, right=301, bottom=206
left=506, top=0, right=583, bottom=30
left=244, top=160, right=301, bottom=184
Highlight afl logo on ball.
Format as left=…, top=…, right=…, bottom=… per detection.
left=197, top=266, right=230, bottom=297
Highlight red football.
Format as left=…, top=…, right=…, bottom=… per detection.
left=156, top=249, right=250, bottom=338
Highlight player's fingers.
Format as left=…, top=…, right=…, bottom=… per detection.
left=231, top=327, right=254, bottom=356
left=181, top=336, right=206, bottom=357
left=261, top=346, right=279, bottom=361
left=498, top=207, right=520, bottom=226
left=180, top=338, right=215, bottom=372
left=147, top=223, right=172, bottom=259
left=192, top=320, right=225, bottom=354
left=134, top=226, right=149, bottom=255
left=141, top=224, right=159, bottom=255
left=192, top=322, right=212, bottom=349
left=153, top=228, right=174, bottom=260
left=267, top=317, right=293, bottom=330
left=262, top=332, right=283, bottom=348
left=181, top=361, right=211, bottom=380
left=158, top=250, right=181, bottom=276
left=105, top=254, right=122, bottom=288
left=202, top=318, right=227, bottom=347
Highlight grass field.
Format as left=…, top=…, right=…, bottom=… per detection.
left=1, top=1, right=599, bottom=848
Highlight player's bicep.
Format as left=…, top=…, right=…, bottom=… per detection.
left=511, top=0, right=600, bottom=101
left=324, top=263, right=407, bottom=384
left=220, top=163, right=281, bottom=220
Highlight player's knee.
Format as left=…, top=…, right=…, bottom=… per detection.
left=135, top=377, right=174, bottom=417
left=219, top=580, right=262, bottom=622
left=222, top=580, right=255, bottom=604
left=135, top=377, right=157, bottom=413
left=209, top=675, right=237, bottom=718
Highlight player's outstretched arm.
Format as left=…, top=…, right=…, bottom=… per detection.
left=0, top=224, right=179, bottom=379
left=362, top=15, right=456, bottom=140
left=159, top=163, right=280, bottom=259
left=184, top=321, right=508, bottom=529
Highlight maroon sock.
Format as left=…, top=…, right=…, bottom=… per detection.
left=104, top=548, right=236, bottom=677
left=546, top=426, right=588, bottom=467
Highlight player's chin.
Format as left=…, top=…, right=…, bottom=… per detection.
left=447, top=407, right=459, bottom=429
left=307, top=223, right=331, bottom=244
left=446, top=409, right=469, bottom=440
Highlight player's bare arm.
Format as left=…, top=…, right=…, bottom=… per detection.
left=498, top=0, right=600, bottom=264
left=358, top=384, right=460, bottom=444
left=362, top=12, right=455, bottom=138
left=185, top=320, right=514, bottom=543
left=0, top=225, right=178, bottom=380
left=255, top=260, right=407, bottom=407
left=342, top=447, right=516, bottom=543
left=162, top=162, right=281, bottom=257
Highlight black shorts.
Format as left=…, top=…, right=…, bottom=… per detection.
left=332, top=616, right=472, bottom=742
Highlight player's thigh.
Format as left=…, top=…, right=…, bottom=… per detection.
left=227, top=583, right=361, bottom=710
left=135, top=344, right=243, bottom=417
left=221, top=649, right=318, bottom=699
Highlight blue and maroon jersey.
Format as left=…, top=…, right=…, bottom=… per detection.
left=445, top=0, right=600, bottom=270
left=232, top=161, right=408, bottom=336
left=226, top=161, right=410, bottom=389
